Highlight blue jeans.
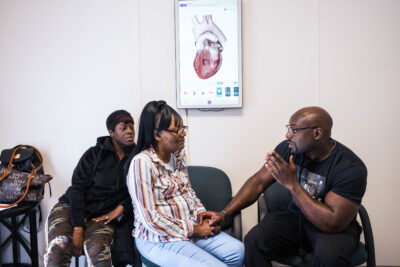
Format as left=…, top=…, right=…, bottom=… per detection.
left=135, top=232, right=244, bottom=267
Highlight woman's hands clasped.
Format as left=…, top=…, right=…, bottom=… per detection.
left=193, top=211, right=222, bottom=238
left=92, top=204, right=124, bottom=224
left=193, top=219, right=220, bottom=239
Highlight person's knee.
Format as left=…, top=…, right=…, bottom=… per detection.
left=244, top=226, right=268, bottom=251
left=85, top=241, right=111, bottom=265
left=313, top=244, right=350, bottom=267
left=244, top=227, right=276, bottom=262
left=44, top=235, right=73, bottom=266
left=244, top=227, right=258, bottom=248
left=225, top=238, right=244, bottom=267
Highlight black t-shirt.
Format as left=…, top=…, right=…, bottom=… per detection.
left=275, top=139, right=367, bottom=217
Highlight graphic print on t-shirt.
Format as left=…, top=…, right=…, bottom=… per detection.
left=297, top=165, right=327, bottom=201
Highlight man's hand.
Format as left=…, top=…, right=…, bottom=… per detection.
left=211, top=224, right=221, bottom=235
left=72, top=227, right=84, bottom=257
left=92, top=205, right=124, bottom=224
left=198, top=211, right=225, bottom=226
left=265, top=151, right=297, bottom=191
left=193, top=219, right=218, bottom=238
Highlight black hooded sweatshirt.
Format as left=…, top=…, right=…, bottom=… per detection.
left=59, top=136, right=134, bottom=227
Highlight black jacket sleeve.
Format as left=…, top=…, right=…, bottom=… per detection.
left=69, top=147, right=98, bottom=227
left=120, top=154, right=134, bottom=218
left=120, top=196, right=133, bottom=218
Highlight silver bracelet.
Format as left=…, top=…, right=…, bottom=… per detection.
left=221, top=210, right=228, bottom=217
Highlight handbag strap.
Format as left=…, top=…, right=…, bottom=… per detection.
left=0, top=170, right=10, bottom=182
left=0, top=174, right=34, bottom=208
left=7, top=145, right=43, bottom=174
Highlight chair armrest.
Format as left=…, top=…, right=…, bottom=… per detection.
left=232, top=211, right=242, bottom=241
left=258, top=193, right=267, bottom=222
left=358, top=204, right=376, bottom=267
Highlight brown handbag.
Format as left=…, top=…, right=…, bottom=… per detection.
left=0, top=145, right=52, bottom=208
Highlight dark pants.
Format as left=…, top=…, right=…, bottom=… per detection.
left=44, top=202, right=115, bottom=267
left=244, top=210, right=361, bottom=267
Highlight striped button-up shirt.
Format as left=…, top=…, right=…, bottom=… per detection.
left=127, top=148, right=206, bottom=242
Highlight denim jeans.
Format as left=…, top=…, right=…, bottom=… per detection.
left=135, top=231, right=244, bottom=267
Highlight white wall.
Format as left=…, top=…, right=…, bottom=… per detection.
left=319, top=0, right=400, bottom=263
left=0, top=0, right=399, bottom=265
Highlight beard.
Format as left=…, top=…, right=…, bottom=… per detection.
left=287, top=141, right=299, bottom=154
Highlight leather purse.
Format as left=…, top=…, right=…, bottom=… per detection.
left=0, top=145, right=44, bottom=174
left=0, top=145, right=52, bottom=208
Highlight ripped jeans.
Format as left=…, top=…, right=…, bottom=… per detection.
left=44, top=203, right=115, bottom=267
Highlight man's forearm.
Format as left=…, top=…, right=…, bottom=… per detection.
left=290, top=183, right=357, bottom=233
left=223, top=175, right=270, bottom=215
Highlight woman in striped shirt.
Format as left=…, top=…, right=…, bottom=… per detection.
left=127, top=100, right=244, bottom=267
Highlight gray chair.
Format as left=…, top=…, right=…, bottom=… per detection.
left=141, top=165, right=242, bottom=267
left=188, top=166, right=242, bottom=240
left=258, top=182, right=376, bottom=267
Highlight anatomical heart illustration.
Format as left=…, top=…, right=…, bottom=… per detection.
left=192, top=15, right=227, bottom=79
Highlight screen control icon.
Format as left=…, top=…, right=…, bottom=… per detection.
left=234, top=87, right=239, bottom=96
left=217, top=87, right=223, bottom=96
left=225, top=87, right=231, bottom=96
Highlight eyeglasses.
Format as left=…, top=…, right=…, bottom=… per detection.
left=285, top=125, right=318, bottom=137
left=164, top=125, right=188, bottom=135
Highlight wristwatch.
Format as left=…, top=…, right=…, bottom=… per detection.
left=221, top=210, right=230, bottom=222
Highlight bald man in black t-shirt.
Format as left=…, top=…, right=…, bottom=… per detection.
left=202, top=107, right=367, bottom=267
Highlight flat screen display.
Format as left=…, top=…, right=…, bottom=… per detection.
left=175, top=0, right=242, bottom=109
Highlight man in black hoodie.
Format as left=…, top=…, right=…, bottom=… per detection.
left=45, top=110, right=135, bottom=267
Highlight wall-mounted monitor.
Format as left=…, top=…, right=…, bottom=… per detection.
left=175, top=0, right=242, bottom=109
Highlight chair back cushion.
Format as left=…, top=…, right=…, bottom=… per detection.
left=188, top=166, right=232, bottom=212
left=264, top=182, right=291, bottom=212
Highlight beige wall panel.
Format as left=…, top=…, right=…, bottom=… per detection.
left=319, top=0, right=400, bottom=265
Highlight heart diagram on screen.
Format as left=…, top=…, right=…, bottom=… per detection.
left=192, top=15, right=227, bottom=79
